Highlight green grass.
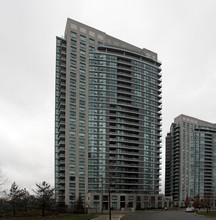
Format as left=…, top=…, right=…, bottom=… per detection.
left=0, top=213, right=100, bottom=220
left=198, top=211, right=216, bottom=218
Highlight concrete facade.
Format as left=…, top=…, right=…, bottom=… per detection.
left=87, top=193, right=172, bottom=210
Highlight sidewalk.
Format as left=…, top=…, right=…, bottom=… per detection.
left=93, top=211, right=132, bottom=220
left=93, top=214, right=123, bottom=220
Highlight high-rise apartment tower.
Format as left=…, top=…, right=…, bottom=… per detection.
left=165, top=114, right=216, bottom=207
left=55, top=18, right=162, bottom=209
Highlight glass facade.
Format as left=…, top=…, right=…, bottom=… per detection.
left=88, top=50, right=162, bottom=194
left=165, top=115, right=216, bottom=207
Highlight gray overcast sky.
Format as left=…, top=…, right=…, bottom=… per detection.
left=0, top=0, right=216, bottom=192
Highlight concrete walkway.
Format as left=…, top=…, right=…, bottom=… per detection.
left=93, top=211, right=132, bottom=220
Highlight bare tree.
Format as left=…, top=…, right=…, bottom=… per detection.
left=0, top=168, right=7, bottom=192
left=201, top=196, right=211, bottom=213
left=8, top=182, right=22, bottom=216
left=105, top=164, right=117, bottom=220
left=193, top=195, right=201, bottom=209
left=74, top=194, right=85, bottom=214
left=184, top=195, right=190, bottom=208
left=34, top=181, right=55, bottom=217
left=20, top=188, right=30, bottom=212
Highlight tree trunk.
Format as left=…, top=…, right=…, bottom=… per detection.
left=42, top=204, right=45, bottom=217
left=108, top=188, right=111, bottom=220
left=13, top=207, right=16, bottom=216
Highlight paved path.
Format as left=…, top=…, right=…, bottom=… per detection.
left=93, top=211, right=131, bottom=220
left=93, top=214, right=123, bottom=220
left=122, top=210, right=211, bottom=220
left=93, top=209, right=212, bottom=220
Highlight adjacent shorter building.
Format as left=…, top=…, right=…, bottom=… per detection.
left=165, top=114, right=216, bottom=207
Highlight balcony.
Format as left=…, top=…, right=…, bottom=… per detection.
left=59, top=107, right=65, bottom=114
left=58, top=167, right=65, bottom=172
left=58, top=179, right=65, bottom=184
left=58, top=160, right=65, bottom=166
left=58, top=153, right=65, bottom=159
left=58, top=147, right=65, bottom=153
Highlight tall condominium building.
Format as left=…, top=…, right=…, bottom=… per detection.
left=55, top=18, right=162, bottom=209
left=165, top=114, right=216, bottom=207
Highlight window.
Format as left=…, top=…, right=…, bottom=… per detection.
left=69, top=118, right=76, bottom=123
left=79, top=139, right=85, bottom=144
left=70, top=111, right=76, bottom=116
left=79, top=177, right=85, bottom=182
left=79, top=145, right=85, bottom=150
left=79, top=132, right=85, bottom=137
left=70, top=72, right=76, bottom=78
left=80, top=94, right=85, bottom=99
left=70, top=104, right=76, bottom=110
left=70, top=189, right=75, bottom=194
left=80, top=35, right=86, bottom=42
left=80, top=81, right=85, bottom=87
left=70, top=170, right=75, bottom=175
left=79, top=164, right=85, bottom=169
left=70, top=164, right=75, bottom=168
left=70, top=176, right=75, bottom=181
left=112, top=195, right=117, bottom=200
left=80, top=50, right=86, bottom=56
left=70, top=150, right=75, bottom=155
left=94, top=195, right=100, bottom=200
left=80, top=75, right=85, bottom=81
left=70, top=144, right=75, bottom=148
left=71, top=47, right=76, bottom=53
left=80, top=119, right=85, bottom=124
left=80, top=56, right=86, bottom=62
left=71, top=32, right=77, bottom=38
left=70, top=137, right=75, bottom=142
left=89, top=38, right=95, bottom=45
left=80, top=100, right=85, bottom=105
left=80, top=88, right=85, bottom=94
left=70, top=183, right=75, bottom=187
left=80, top=63, right=86, bottom=69
left=99, top=54, right=106, bottom=60
left=70, top=85, right=76, bottom=90
left=70, top=53, right=76, bottom=59
left=80, top=43, right=86, bottom=49
left=70, top=91, right=76, bottom=97
left=71, top=40, right=76, bottom=45
left=79, top=183, right=85, bottom=188
left=80, top=69, right=86, bottom=74
left=79, top=158, right=85, bottom=163
left=93, top=202, right=99, bottom=209
left=70, top=98, right=76, bottom=103
left=70, top=60, right=76, bottom=65
left=79, top=190, right=85, bottom=194
left=79, top=151, right=85, bottom=156
left=70, top=157, right=76, bottom=162
left=79, top=171, right=85, bottom=175
left=70, top=79, right=76, bottom=84
left=70, top=66, right=76, bottom=71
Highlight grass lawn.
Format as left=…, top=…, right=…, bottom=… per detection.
left=2, top=213, right=101, bottom=220
left=198, top=211, right=216, bottom=218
